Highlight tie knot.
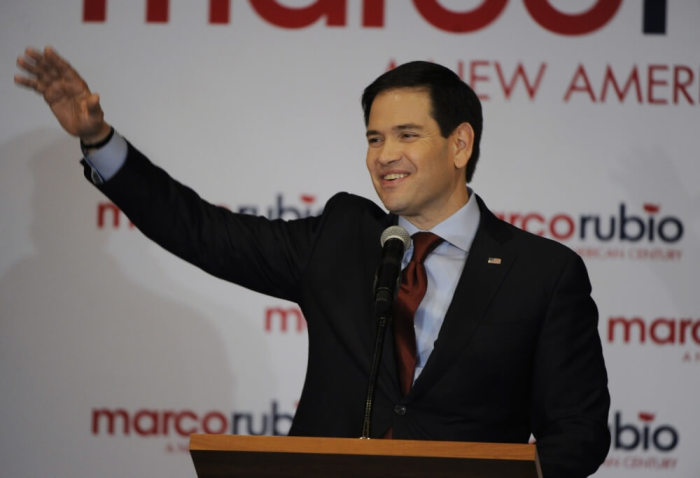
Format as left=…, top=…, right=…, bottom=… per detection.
left=410, top=232, right=443, bottom=264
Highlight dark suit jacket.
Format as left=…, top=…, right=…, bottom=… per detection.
left=86, top=142, right=610, bottom=477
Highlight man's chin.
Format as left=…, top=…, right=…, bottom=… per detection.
left=378, top=193, right=411, bottom=216
left=382, top=202, right=408, bottom=216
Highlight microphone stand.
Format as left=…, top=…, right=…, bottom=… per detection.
left=360, top=302, right=391, bottom=439
left=361, top=227, right=408, bottom=439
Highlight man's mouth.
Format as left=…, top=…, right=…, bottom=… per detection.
left=383, top=173, right=409, bottom=181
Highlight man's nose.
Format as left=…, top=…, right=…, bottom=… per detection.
left=376, top=139, right=402, bottom=165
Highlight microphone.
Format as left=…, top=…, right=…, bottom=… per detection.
left=374, top=225, right=411, bottom=316
left=361, top=225, right=411, bottom=438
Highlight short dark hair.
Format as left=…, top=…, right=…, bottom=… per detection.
left=361, top=61, right=483, bottom=183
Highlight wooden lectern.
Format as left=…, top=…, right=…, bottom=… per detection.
left=190, top=434, right=542, bottom=478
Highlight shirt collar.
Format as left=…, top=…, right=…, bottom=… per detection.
left=398, top=188, right=481, bottom=253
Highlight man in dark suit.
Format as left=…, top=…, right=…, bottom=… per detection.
left=16, top=47, right=610, bottom=477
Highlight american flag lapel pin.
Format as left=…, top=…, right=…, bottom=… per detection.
left=487, top=257, right=502, bottom=265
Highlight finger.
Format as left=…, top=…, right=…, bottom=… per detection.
left=44, top=47, right=74, bottom=77
left=14, top=74, right=38, bottom=90
left=21, top=48, right=50, bottom=78
left=21, top=46, right=59, bottom=80
left=16, top=56, right=40, bottom=76
left=24, top=47, right=43, bottom=63
left=21, top=47, right=53, bottom=81
left=17, top=55, right=52, bottom=91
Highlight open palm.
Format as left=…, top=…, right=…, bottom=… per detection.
left=15, top=47, right=110, bottom=143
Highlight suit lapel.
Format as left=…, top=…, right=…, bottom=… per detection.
left=410, top=197, right=517, bottom=397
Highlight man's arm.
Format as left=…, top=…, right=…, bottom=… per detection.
left=16, top=46, right=324, bottom=302
left=530, top=252, right=611, bottom=478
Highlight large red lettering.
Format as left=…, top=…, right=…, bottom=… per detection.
left=97, top=202, right=120, bottom=228
left=600, top=65, right=643, bottom=103
left=161, top=410, right=176, bottom=434
left=549, top=214, right=575, bottom=240
left=673, top=66, right=695, bottom=105
left=650, top=318, right=675, bottom=344
left=522, top=213, right=546, bottom=236
left=175, top=410, right=198, bottom=436
left=146, top=0, right=168, bottom=22
left=82, top=0, right=636, bottom=34
left=680, top=319, right=700, bottom=345
left=92, top=408, right=130, bottom=435
left=83, top=0, right=106, bottom=22
left=133, top=410, right=159, bottom=435
left=249, top=0, right=345, bottom=29
left=209, top=0, right=230, bottom=24
left=608, top=317, right=646, bottom=343
left=96, top=202, right=134, bottom=229
left=564, top=64, right=596, bottom=102
left=648, top=64, right=669, bottom=105
left=412, top=0, right=507, bottom=33
left=523, top=0, right=622, bottom=35
left=467, top=60, right=491, bottom=101
left=83, top=0, right=168, bottom=22
left=494, top=62, right=547, bottom=100
left=265, top=307, right=306, bottom=332
left=362, top=0, right=384, bottom=27
left=202, top=411, right=229, bottom=434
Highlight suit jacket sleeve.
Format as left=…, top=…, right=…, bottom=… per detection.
left=530, top=250, right=611, bottom=478
left=83, top=140, right=320, bottom=303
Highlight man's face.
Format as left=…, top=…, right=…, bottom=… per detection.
left=365, top=88, right=471, bottom=230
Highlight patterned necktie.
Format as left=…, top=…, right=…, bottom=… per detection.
left=393, top=232, right=444, bottom=396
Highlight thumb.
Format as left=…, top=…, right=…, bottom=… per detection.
left=86, top=93, right=102, bottom=115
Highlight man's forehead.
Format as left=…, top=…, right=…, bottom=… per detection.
left=373, top=86, right=431, bottom=103
left=367, top=88, right=436, bottom=129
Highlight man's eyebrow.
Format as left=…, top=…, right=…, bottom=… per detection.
left=365, top=124, right=424, bottom=137
left=394, top=123, right=423, bottom=131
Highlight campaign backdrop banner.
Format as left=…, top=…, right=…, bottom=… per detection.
left=1, top=1, right=698, bottom=477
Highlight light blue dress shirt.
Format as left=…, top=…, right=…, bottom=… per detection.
left=398, top=193, right=481, bottom=380
left=82, top=131, right=128, bottom=183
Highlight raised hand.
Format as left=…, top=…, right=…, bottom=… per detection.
left=15, top=46, right=111, bottom=144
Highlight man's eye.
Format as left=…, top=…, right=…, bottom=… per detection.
left=367, top=137, right=382, bottom=145
left=401, top=132, right=417, bottom=139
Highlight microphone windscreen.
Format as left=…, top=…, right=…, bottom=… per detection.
left=380, top=225, right=410, bottom=250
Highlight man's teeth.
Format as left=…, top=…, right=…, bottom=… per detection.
left=384, top=173, right=408, bottom=180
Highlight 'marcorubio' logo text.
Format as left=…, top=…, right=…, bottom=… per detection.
left=92, top=401, right=293, bottom=452
left=96, top=193, right=323, bottom=229
left=236, top=193, right=323, bottom=219
left=495, top=203, right=684, bottom=260
left=603, top=411, right=679, bottom=470
left=611, top=411, right=679, bottom=452
left=82, top=0, right=668, bottom=36
left=607, top=315, right=699, bottom=363
left=608, top=316, right=700, bottom=346
left=496, top=203, right=683, bottom=243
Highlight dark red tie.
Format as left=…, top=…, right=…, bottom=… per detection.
left=393, top=232, right=444, bottom=396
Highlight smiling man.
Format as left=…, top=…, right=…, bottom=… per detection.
left=16, top=48, right=610, bottom=478
left=365, top=87, right=472, bottom=230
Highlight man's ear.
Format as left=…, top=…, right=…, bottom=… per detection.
left=451, top=122, right=474, bottom=170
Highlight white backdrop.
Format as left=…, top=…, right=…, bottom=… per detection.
left=1, top=1, right=698, bottom=477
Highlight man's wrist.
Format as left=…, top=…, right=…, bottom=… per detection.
left=80, top=123, right=113, bottom=149
left=81, top=129, right=128, bottom=184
